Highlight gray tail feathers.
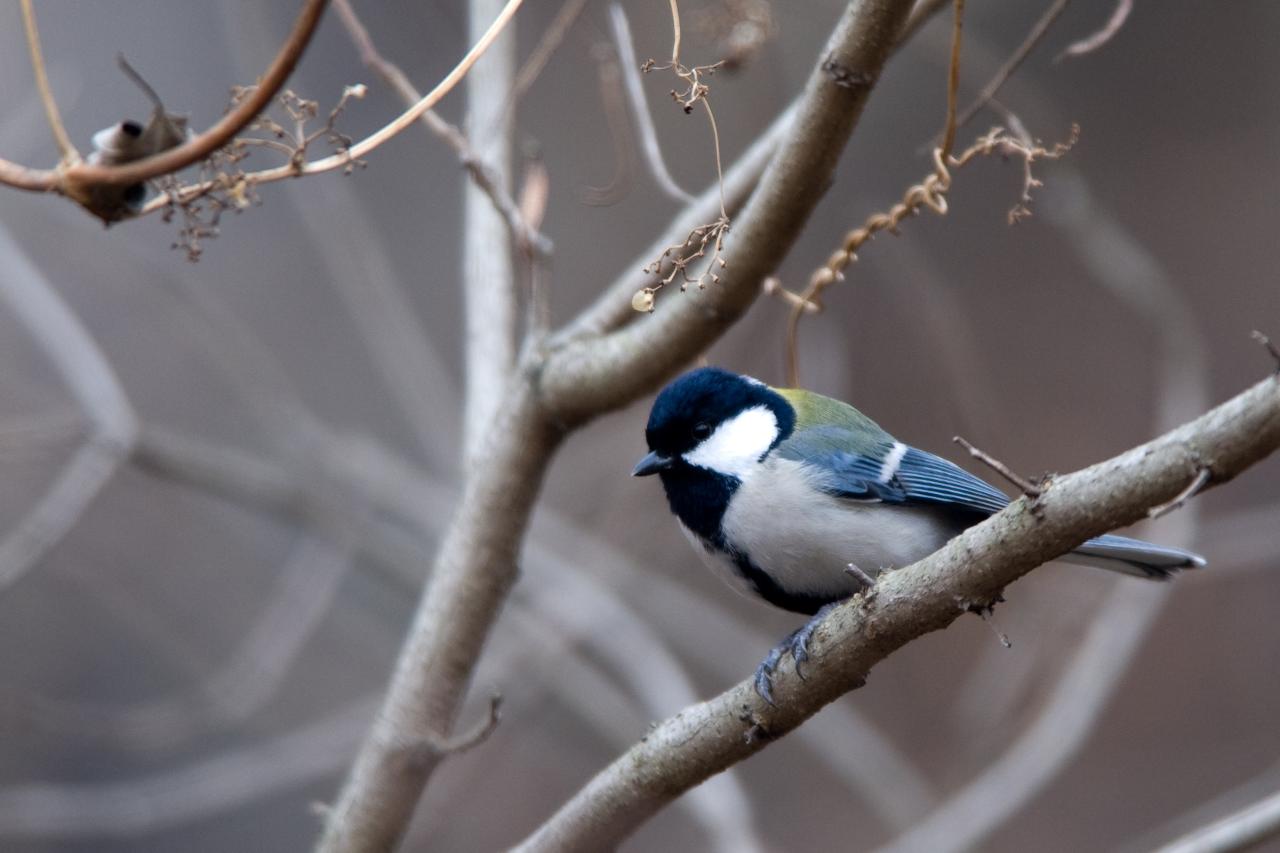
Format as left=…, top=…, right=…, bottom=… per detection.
left=1066, top=533, right=1206, bottom=580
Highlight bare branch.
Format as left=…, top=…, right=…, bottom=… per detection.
left=1253, top=330, right=1280, bottom=374
left=511, top=0, right=591, bottom=103
left=1148, top=465, right=1211, bottom=519
left=515, top=374, right=1280, bottom=852
left=20, top=0, right=78, bottom=163
left=953, top=435, right=1043, bottom=496
left=1057, top=0, right=1132, bottom=61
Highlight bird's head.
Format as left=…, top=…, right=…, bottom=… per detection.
left=633, top=367, right=795, bottom=481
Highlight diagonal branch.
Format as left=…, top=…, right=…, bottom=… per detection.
left=515, top=374, right=1280, bottom=852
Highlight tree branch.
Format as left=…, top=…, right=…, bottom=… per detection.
left=514, top=375, right=1280, bottom=852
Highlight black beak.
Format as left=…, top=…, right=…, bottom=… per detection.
left=632, top=450, right=673, bottom=477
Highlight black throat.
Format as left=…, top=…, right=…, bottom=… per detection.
left=657, top=463, right=739, bottom=547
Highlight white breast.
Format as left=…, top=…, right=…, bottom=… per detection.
left=718, top=457, right=959, bottom=601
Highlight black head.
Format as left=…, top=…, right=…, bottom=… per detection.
left=633, top=367, right=795, bottom=479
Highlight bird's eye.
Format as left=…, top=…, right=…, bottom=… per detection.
left=692, top=422, right=712, bottom=440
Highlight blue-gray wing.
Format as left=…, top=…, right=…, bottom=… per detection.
left=777, top=429, right=1011, bottom=516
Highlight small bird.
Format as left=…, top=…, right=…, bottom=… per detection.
left=633, top=367, right=1205, bottom=703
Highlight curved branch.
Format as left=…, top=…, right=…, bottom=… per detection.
left=515, top=375, right=1280, bottom=852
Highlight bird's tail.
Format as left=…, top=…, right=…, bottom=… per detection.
left=1066, top=533, right=1206, bottom=579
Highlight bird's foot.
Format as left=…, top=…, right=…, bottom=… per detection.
left=753, top=602, right=841, bottom=706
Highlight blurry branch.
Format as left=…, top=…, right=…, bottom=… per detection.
left=608, top=3, right=698, bottom=205
left=0, top=697, right=378, bottom=839
left=1155, top=789, right=1280, bottom=853
left=2, top=0, right=329, bottom=215
left=138, top=0, right=528, bottom=216
left=20, top=0, right=77, bottom=163
left=878, top=585, right=1172, bottom=853
left=0, top=227, right=138, bottom=592
left=953, top=0, right=1070, bottom=132
left=4, top=538, right=350, bottom=750
left=511, top=0, right=591, bottom=103
left=579, top=41, right=637, bottom=207
left=320, top=4, right=918, bottom=850
left=515, top=375, right=1280, bottom=852
left=1057, top=0, right=1131, bottom=61
left=333, top=0, right=551, bottom=259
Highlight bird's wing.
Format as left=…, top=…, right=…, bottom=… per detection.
left=776, top=427, right=1011, bottom=516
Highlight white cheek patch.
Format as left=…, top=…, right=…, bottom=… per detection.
left=683, top=405, right=779, bottom=479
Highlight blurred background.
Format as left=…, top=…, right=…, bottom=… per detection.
left=1, top=1, right=1278, bottom=851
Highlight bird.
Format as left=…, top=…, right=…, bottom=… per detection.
left=632, top=366, right=1205, bottom=703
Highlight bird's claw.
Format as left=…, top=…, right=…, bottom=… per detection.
left=752, top=604, right=840, bottom=705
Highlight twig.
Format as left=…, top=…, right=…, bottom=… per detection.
left=423, top=694, right=502, bottom=760
left=1253, top=330, right=1280, bottom=374
left=140, top=0, right=527, bottom=217
left=608, top=3, right=698, bottom=204
left=953, top=436, right=1043, bottom=497
left=1148, top=466, right=1211, bottom=519
left=20, top=0, right=78, bottom=163
left=937, top=0, right=965, bottom=161
left=1056, top=0, right=1132, bottom=61
left=332, top=0, right=550, bottom=259
left=845, top=562, right=878, bottom=589
left=954, top=0, right=1071, bottom=132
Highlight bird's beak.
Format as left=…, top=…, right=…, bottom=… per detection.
left=632, top=450, right=673, bottom=477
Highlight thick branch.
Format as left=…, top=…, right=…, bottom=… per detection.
left=515, top=375, right=1280, bottom=852
left=539, top=0, right=916, bottom=423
